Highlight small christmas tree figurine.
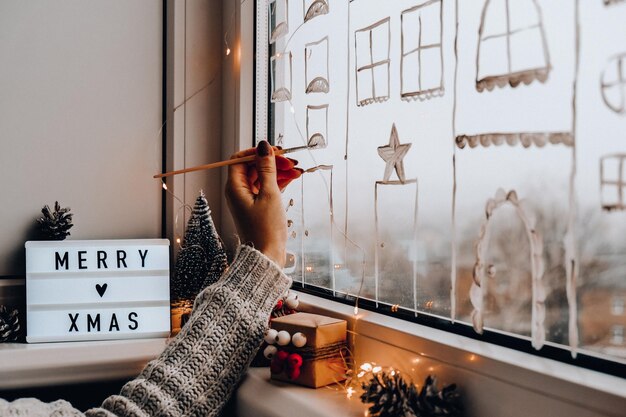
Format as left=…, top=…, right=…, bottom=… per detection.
left=0, top=305, right=22, bottom=343
left=37, top=201, right=73, bottom=240
left=360, top=370, right=462, bottom=417
left=171, top=191, right=228, bottom=303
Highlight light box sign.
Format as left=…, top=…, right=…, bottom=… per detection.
left=25, top=239, right=170, bottom=343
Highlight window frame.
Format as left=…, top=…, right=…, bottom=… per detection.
left=247, top=0, right=626, bottom=382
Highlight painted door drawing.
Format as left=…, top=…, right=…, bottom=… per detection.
left=302, top=166, right=334, bottom=289
left=469, top=189, right=546, bottom=349
left=374, top=124, right=418, bottom=310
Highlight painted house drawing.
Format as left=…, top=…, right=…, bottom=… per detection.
left=268, top=0, right=626, bottom=356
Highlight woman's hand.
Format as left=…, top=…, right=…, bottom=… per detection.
left=225, top=141, right=302, bottom=267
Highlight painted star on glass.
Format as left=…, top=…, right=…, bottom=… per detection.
left=377, top=124, right=412, bottom=183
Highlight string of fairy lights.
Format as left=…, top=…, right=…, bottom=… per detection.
left=155, top=2, right=437, bottom=412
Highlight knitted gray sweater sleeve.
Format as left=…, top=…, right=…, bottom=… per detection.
left=0, top=245, right=291, bottom=417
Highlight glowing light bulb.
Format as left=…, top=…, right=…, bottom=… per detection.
left=176, top=238, right=181, bottom=244
left=226, top=47, right=231, bottom=56
left=346, top=387, right=355, bottom=399
left=372, top=366, right=382, bottom=374
left=162, top=183, right=168, bottom=190
left=360, top=363, right=373, bottom=372
left=354, top=306, right=359, bottom=315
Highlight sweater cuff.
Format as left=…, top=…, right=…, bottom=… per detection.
left=218, top=244, right=292, bottom=313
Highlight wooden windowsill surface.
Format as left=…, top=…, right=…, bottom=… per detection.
left=0, top=338, right=366, bottom=417
left=235, top=368, right=367, bottom=417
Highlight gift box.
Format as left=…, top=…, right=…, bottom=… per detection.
left=268, top=312, right=347, bottom=388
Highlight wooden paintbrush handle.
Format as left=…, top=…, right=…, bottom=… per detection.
left=154, top=148, right=291, bottom=179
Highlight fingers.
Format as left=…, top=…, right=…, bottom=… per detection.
left=276, top=155, right=296, bottom=170
left=246, top=166, right=302, bottom=194
left=255, top=141, right=280, bottom=197
left=227, top=147, right=256, bottom=204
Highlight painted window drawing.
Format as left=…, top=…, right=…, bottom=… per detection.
left=303, top=0, right=329, bottom=23
left=476, top=0, right=551, bottom=92
left=355, top=17, right=391, bottom=106
left=401, top=0, right=444, bottom=101
left=305, top=37, right=330, bottom=94
left=271, top=52, right=293, bottom=102
left=306, top=104, right=329, bottom=149
left=269, top=0, right=289, bottom=44
left=469, top=189, right=546, bottom=350
left=601, top=53, right=626, bottom=115
left=600, top=154, right=626, bottom=211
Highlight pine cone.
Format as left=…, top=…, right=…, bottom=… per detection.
left=37, top=201, right=73, bottom=240
left=415, top=376, right=462, bottom=417
left=361, top=371, right=462, bottom=417
left=0, top=305, right=22, bottom=342
left=361, top=372, right=419, bottom=417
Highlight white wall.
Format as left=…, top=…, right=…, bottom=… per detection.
left=0, top=1, right=163, bottom=276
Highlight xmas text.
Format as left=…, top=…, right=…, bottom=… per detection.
left=67, top=312, right=139, bottom=333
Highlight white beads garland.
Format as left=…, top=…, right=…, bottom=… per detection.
left=275, top=330, right=291, bottom=346
left=264, top=329, right=278, bottom=345
left=291, top=332, right=307, bottom=348
left=285, top=294, right=299, bottom=309
left=263, top=345, right=278, bottom=359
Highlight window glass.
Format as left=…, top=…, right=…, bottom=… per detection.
left=264, top=0, right=626, bottom=368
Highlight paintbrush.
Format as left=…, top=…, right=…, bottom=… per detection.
left=153, top=145, right=310, bottom=179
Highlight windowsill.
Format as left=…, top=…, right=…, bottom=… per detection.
left=0, top=338, right=168, bottom=390
left=235, top=368, right=367, bottom=417
left=294, top=292, right=626, bottom=416
left=2, top=296, right=624, bottom=416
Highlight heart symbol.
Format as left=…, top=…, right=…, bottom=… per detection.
left=96, top=283, right=108, bottom=298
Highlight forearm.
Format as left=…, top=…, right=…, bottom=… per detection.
left=86, top=245, right=291, bottom=417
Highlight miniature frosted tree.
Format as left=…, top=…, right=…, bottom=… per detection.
left=171, top=191, right=228, bottom=303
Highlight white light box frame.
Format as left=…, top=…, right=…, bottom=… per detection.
left=25, top=239, right=171, bottom=343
